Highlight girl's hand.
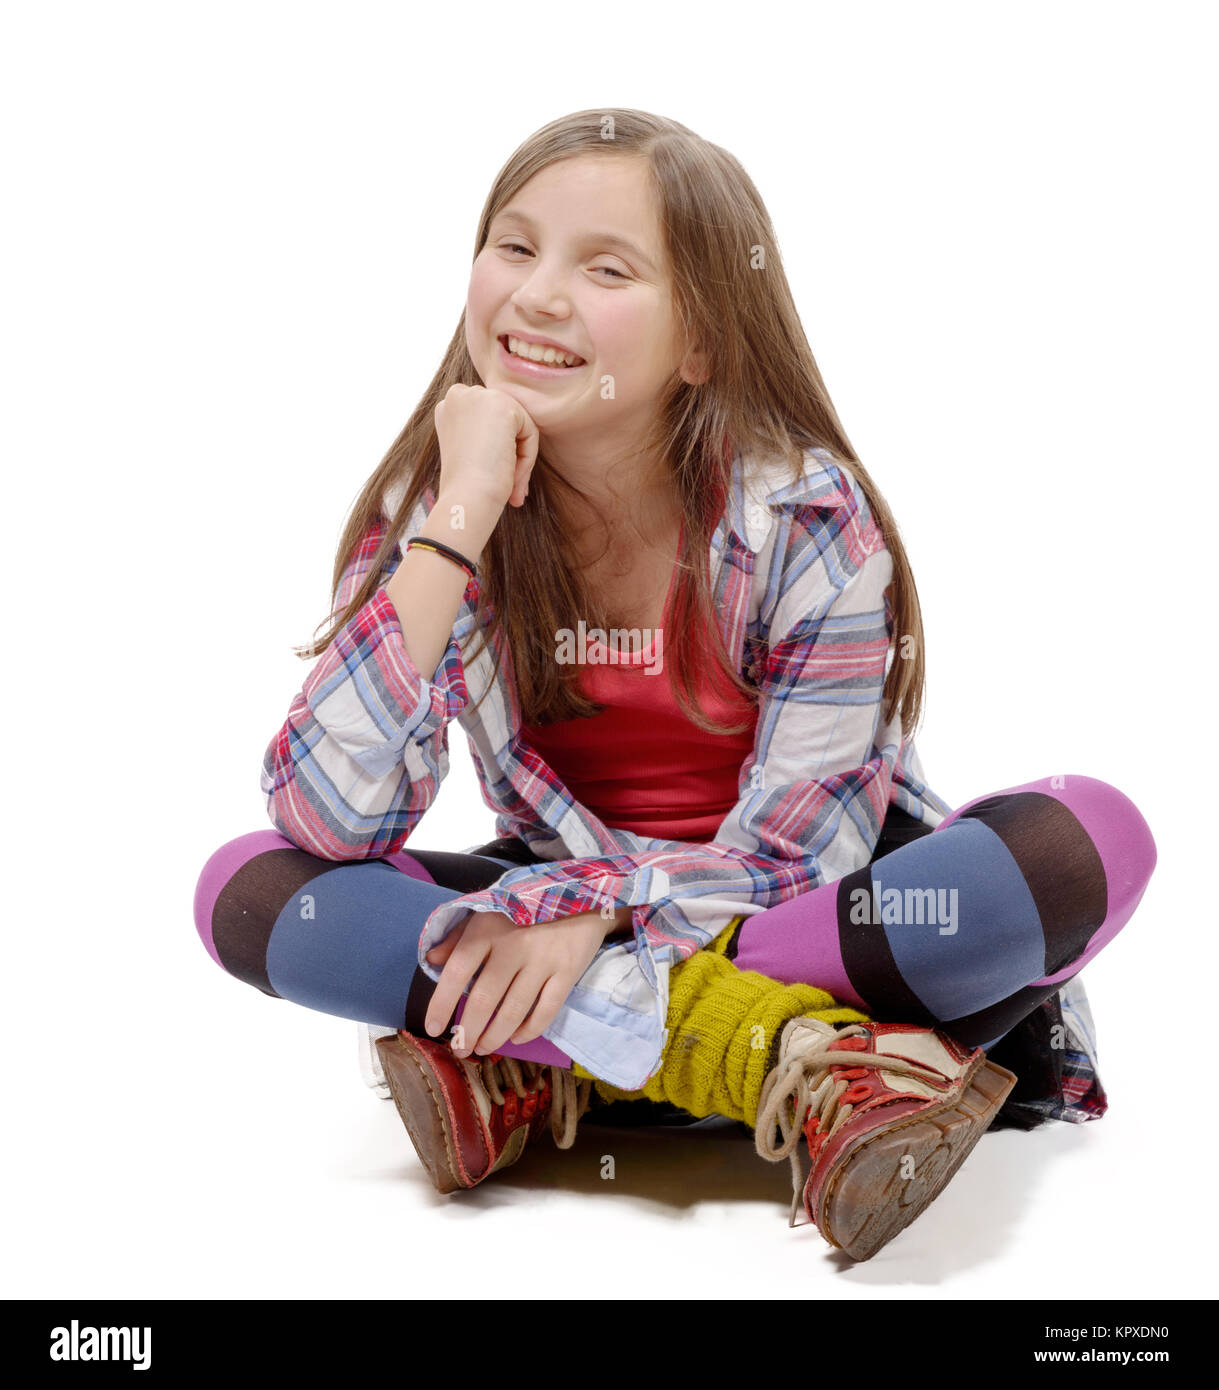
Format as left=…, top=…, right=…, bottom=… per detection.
left=423, top=909, right=620, bottom=1057
left=433, top=383, right=541, bottom=512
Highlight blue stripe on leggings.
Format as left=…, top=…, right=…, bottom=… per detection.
left=264, top=861, right=459, bottom=1027
left=870, top=818, right=1045, bottom=1020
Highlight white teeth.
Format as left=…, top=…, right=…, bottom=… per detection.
left=506, top=335, right=583, bottom=367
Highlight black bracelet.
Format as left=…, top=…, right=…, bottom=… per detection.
left=404, top=536, right=479, bottom=582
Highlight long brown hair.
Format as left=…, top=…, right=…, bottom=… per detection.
left=296, top=109, right=927, bottom=739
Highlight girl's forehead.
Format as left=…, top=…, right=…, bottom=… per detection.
left=502, top=155, right=654, bottom=215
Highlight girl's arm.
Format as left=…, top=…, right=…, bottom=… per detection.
left=384, top=487, right=500, bottom=685
left=260, top=494, right=473, bottom=860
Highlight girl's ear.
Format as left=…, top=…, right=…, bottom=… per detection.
left=679, top=344, right=711, bottom=386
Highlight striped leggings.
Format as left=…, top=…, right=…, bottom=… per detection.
left=193, top=774, right=1156, bottom=1084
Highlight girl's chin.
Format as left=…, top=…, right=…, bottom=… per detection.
left=491, top=384, right=586, bottom=421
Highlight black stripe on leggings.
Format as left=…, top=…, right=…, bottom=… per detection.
left=398, top=847, right=526, bottom=1034
left=211, top=848, right=349, bottom=998
left=835, top=862, right=936, bottom=1024
left=956, top=792, right=1107, bottom=977
left=937, top=979, right=1068, bottom=1051
left=397, top=848, right=514, bottom=893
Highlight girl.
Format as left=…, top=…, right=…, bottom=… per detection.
left=194, top=109, right=1157, bottom=1262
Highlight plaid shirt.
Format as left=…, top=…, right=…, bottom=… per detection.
left=261, top=447, right=1104, bottom=1104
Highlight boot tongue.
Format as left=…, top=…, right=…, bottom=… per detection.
left=869, top=1024, right=964, bottom=1082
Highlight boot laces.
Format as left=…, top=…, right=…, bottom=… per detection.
left=754, top=1019, right=957, bottom=1228
left=477, top=1054, right=593, bottom=1150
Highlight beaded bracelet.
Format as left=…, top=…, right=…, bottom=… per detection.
left=404, top=535, right=479, bottom=582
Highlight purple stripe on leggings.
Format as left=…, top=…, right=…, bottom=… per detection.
left=733, top=876, right=860, bottom=1007
left=381, top=848, right=439, bottom=883
left=193, top=830, right=295, bottom=968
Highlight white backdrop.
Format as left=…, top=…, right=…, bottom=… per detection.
left=3, top=0, right=1212, bottom=1301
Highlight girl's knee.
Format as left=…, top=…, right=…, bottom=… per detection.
left=193, top=829, right=293, bottom=969
left=1033, top=775, right=1158, bottom=982
left=1027, top=776, right=1156, bottom=971
left=1055, top=774, right=1157, bottom=901
left=948, top=773, right=1157, bottom=901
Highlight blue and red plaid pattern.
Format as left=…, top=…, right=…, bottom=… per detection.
left=260, top=447, right=1105, bottom=1101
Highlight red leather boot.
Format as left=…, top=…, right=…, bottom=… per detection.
left=376, top=1029, right=593, bottom=1193
left=754, top=1017, right=1017, bottom=1260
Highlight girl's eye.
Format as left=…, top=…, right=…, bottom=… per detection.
left=500, top=243, right=628, bottom=280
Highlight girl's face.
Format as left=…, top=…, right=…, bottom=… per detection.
left=465, top=154, right=701, bottom=442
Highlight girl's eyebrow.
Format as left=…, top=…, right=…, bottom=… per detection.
left=491, top=206, right=658, bottom=273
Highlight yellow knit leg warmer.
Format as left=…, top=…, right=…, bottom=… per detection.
left=570, top=920, right=872, bottom=1129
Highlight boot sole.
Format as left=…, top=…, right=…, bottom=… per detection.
left=816, top=1057, right=1017, bottom=1261
left=376, top=1034, right=470, bottom=1192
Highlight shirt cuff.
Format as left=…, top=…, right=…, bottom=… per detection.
left=302, top=584, right=468, bottom=777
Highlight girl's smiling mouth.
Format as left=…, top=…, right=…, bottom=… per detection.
left=497, top=333, right=587, bottom=376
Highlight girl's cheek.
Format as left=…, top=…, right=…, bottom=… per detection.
left=466, top=260, right=499, bottom=317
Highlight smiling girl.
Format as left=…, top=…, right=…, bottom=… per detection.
left=194, top=110, right=1157, bottom=1261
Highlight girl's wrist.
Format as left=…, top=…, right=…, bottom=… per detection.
left=427, top=489, right=502, bottom=563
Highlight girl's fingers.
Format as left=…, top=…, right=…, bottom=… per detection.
left=425, top=918, right=468, bottom=969
left=511, top=402, right=540, bottom=505
left=425, top=934, right=457, bottom=965
left=423, top=940, right=485, bottom=1040
left=452, top=960, right=519, bottom=1058
left=471, top=971, right=547, bottom=1057
left=510, top=976, right=570, bottom=1047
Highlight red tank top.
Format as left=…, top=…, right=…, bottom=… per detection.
left=520, top=521, right=759, bottom=842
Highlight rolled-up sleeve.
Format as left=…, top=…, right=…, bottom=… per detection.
left=260, top=504, right=470, bottom=860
